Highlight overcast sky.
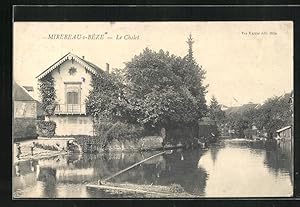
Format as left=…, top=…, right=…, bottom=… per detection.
left=14, top=21, right=293, bottom=107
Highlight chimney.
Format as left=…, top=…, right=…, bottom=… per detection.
left=106, top=63, right=110, bottom=73
left=82, top=56, right=85, bottom=59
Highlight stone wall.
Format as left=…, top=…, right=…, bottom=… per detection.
left=106, top=136, right=163, bottom=152
left=76, top=136, right=164, bottom=153
left=36, top=137, right=75, bottom=150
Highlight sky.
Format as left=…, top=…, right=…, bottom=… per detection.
left=13, top=21, right=293, bottom=107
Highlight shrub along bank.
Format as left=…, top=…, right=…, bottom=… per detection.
left=75, top=135, right=164, bottom=153
left=65, top=121, right=218, bottom=153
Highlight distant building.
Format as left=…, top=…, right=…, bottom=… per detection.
left=22, top=86, right=44, bottom=120
left=13, top=81, right=37, bottom=140
left=36, top=52, right=108, bottom=136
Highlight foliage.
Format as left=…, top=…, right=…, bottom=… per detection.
left=224, top=93, right=293, bottom=138
left=37, top=120, right=56, bottom=137
left=243, top=128, right=257, bottom=139
left=124, top=46, right=208, bottom=128
left=169, top=183, right=185, bottom=193
left=86, top=71, right=128, bottom=122
left=208, top=96, right=226, bottom=124
left=72, top=123, right=144, bottom=152
left=86, top=35, right=207, bottom=134
left=254, top=94, right=292, bottom=138
left=13, top=118, right=37, bottom=139
left=226, top=107, right=257, bottom=137
left=38, top=75, right=56, bottom=116
left=35, top=142, right=59, bottom=151
left=164, top=124, right=199, bottom=145
left=94, top=122, right=143, bottom=148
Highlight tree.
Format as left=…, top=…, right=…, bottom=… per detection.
left=38, top=75, right=56, bottom=118
left=208, top=96, right=225, bottom=123
left=223, top=93, right=292, bottom=139
left=86, top=35, right=208, bottom=144
left=255, top=94, right=292, bottom=138
left=86, top=70, right=128, bottom=122
left=124, top=40, right=207, bottom=129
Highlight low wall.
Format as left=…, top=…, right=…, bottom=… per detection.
left=37, top=137, right=75, bottom=150
left=107, top=136, right=164, bottom=152
left=50, top=115, right=94, bottom=136
left=75, top=136, right=164, bottom=153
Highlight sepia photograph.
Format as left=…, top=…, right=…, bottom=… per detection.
left=12, top=21, right=293, bottom=198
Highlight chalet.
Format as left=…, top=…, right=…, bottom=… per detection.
left=36, top=52, right=108, bottom=136
left=13, top=81, right=37, bottom=140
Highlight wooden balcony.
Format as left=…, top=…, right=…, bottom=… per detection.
left=54, top=104, right=86, bottom=115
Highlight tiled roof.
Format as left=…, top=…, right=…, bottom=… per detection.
left=13, top=81, right=35, bottom=101
left=36, top=52, right=104, bottom=80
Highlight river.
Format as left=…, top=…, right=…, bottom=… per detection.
left=13, top=139, right=293, bottom=198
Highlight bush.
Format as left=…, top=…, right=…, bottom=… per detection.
left=37, top=120, right=56, bottom=137
left=72, top=135, right=99, bottom=153
left=164, top=124, right=199, bottom=145
left=95, top=121, right=144, bottom=143
left=169, top=183, right=185, bottom=193
left=13, top=118, right=37, bottom=140
left=243, top=128, right=257, bottom=139
left=35, top=142, right=59, bottom=151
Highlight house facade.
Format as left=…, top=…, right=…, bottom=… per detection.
left=13, top=81, right=37, bottom=140
left=36, top=52, right=106, bottom=136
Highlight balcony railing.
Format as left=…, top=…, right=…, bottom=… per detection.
left=55, top=104, right=86, bottom=115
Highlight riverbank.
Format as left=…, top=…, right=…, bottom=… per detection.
left=13, top=138, right=73, bottom=163
left=86, top=182, right=195, bottom=198
left=72, top=135, right=212, bottom=153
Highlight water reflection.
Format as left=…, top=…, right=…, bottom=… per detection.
left=13, top=139, right=293, bottom=198
left=198, top=139, right=292, bottom=197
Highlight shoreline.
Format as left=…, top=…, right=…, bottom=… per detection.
left=14, top=150, right=68, bottom=164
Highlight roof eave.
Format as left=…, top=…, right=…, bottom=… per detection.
left=36, top=52, right=103, bottom=80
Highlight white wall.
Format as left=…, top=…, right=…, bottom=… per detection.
left=51, top=60, right=93, bottom=105
left=14, top=101, right=37, bottom=118
left=50, top=115, right=94, bottom=136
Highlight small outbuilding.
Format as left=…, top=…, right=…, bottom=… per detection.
left=276, top=126, right=292, bottom=140
left=13, top=81, right=38, bottom=140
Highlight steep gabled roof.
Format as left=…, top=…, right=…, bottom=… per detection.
left=13, top=81, right=35, bottom=101
left=36, top=52, right=104, bottom=80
